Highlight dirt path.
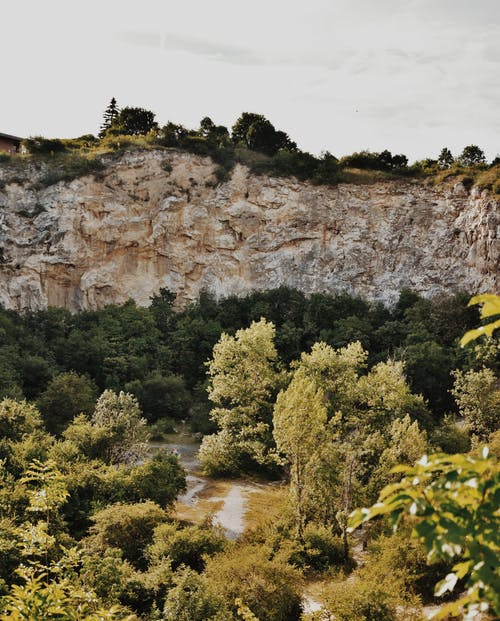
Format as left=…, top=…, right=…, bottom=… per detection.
left=151, top=440, right=260, bottom=539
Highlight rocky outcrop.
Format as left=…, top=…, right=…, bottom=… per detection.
left=0, top=150, right=498, bottom=311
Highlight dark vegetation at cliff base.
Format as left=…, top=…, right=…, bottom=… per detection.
left=1, top=101, right=499, bottom=192
left=0, top=287, right=487, bottom=437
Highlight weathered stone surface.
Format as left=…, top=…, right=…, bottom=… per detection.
left=0, top=150, right=498, bottom=311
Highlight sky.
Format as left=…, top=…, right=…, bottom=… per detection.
left=2, top=0, right=499, bottom=161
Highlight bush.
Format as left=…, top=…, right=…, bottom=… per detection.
left=23, top=136, right=66, bottom=154
left=87, top=501, right=167, bottom=569
left=163, top=567, right=229, bottom=621
left=205, top=544, right=303, bottom=621
left=37, top=371, right=97, bottom=435
left=34, top=154, right=105, bottom=188
left=148, top=520, right=226, bottom=571
left=290, top=522, right=344, bottom=571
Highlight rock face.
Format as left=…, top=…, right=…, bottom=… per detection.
left=0, top=150, right=498, bottom=311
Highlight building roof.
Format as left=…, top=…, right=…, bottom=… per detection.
left=0, top=132, right=23, bottom=142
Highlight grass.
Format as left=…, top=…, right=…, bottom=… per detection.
left=2, top=138, right=499, bottom=195
left=338, top=167, right=419, bottom=184
left=243, top=482, right=287, bottom=531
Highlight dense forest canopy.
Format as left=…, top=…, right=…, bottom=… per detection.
left=0, top=287, right=498, bottom=620
left=0, top=287, right=485, bottom=434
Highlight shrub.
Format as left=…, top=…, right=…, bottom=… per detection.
left=37, top=371, right=97, bottom=435
left=205, top=544, right=303, bottom=621
left=290, top=523, right=344, bottom=571
left=23, top=136, right=66, bottom=154
left=87, top=501, right=167, bottom=569
left=162, top=567, right=229, bottom=621
left=148, top=521, right=226, bottom=571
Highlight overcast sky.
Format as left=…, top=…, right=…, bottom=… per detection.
left=2, top=0, right=499, bottom=161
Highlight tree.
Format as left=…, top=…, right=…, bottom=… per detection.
left=91, top=390, right=150, bottom=465
left=273, top=374, right=327, bottom=537
left=458, top=144, right=486, bottom=167
left=452, top=368, right=500, bottom=441
left=199, top=319, right=280, bottom=475
left=0, top=399, right=44, bottom=441
left=438, top=147, right=454, bottom=169
left=88, top=501, right=167, bottom=570
left=37, top=372, right=97, bottom=435
left=232, top=112, right=267, bottom=145
left=99, top=97, right=120, bottom=138
left=162, top=567, right=227, bottom=621
left=231, top=112, right=295, bottom=156
left=111, top=106, right=157, bottom=136
left=349, top=449, right=500, bottom=620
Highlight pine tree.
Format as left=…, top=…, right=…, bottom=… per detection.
left=99, top=97, right=119, bottom=137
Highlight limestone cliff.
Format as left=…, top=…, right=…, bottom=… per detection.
left=0, top=150, right=498, bottom=311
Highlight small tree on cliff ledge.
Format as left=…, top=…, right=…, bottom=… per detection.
left=99, top=97, right=120, bottom=137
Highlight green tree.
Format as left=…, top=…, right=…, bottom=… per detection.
left=458, top=144, right=486, bottom=167
left=112, top=106, right=157, bottom=136
left=349, top=449, right=500, bottom=620
left=452, top=368, right=500, bottom=441
left=125, top=373, right=191, bottom=423
left=91, top=390, right=150, bottom=465
left=88, top=501, right=167, bottom=570
left=199, top=319, right=280, bottom=475
left=99, top=97, right=120, bottom=138
left=37, top=372, right=97, bottom=435
left=438, top=147, right=454, bottom=169
left=273, top=374, right=327, bottom=537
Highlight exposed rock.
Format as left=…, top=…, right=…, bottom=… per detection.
left=0, top=150, right=498, bottom=311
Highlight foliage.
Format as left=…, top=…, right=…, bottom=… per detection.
left=349, top=449, right=500, bottom=619
left=273, top=374, right=327, bottom=536
left=289, top=522, right=344, bottom=571
left=87, top=501, right=167, bottom=570
left=148, top=520, right=226, bottom=571
left=125, top=373, right=191, bottom=423
left=0, top=398, right=44, bottom=440
left=460, top=293, right=500, bottom=345
left=205, top=544, right=303, bottom=621
left=91, top=390, right=150, bottom=464
left=451, top=368, right=500, bottom=440
left=109, top=107, right=157, bottom=136
left=37, top=372, right=97, bottom=435
left=162, top=567, right=228, bottom=621
left=438, top=147, right=454, bottom=169
left=200, top=319, right=280, bottom=475
left=458, top=145, right=486, bottom=167
left=0, top=568, right=132, bottom=621
left=22, top=136, right=66, bottom=155
left=99, top=97, right=120, bottom=138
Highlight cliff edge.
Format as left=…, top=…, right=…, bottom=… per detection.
left=0, top=149, right=498, bottom=311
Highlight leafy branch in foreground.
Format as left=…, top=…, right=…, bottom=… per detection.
left=460, top=294, right=500, bottom=346
left=348, top=449, right=500, bottom=620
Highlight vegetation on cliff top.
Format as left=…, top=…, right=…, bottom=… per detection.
left=0, top=99, right=498, bottom=192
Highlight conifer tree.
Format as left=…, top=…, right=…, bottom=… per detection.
left=99, top=97, right=120, bottom=137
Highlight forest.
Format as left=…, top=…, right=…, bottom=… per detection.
left=0, top=287, right=498, bottom=620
